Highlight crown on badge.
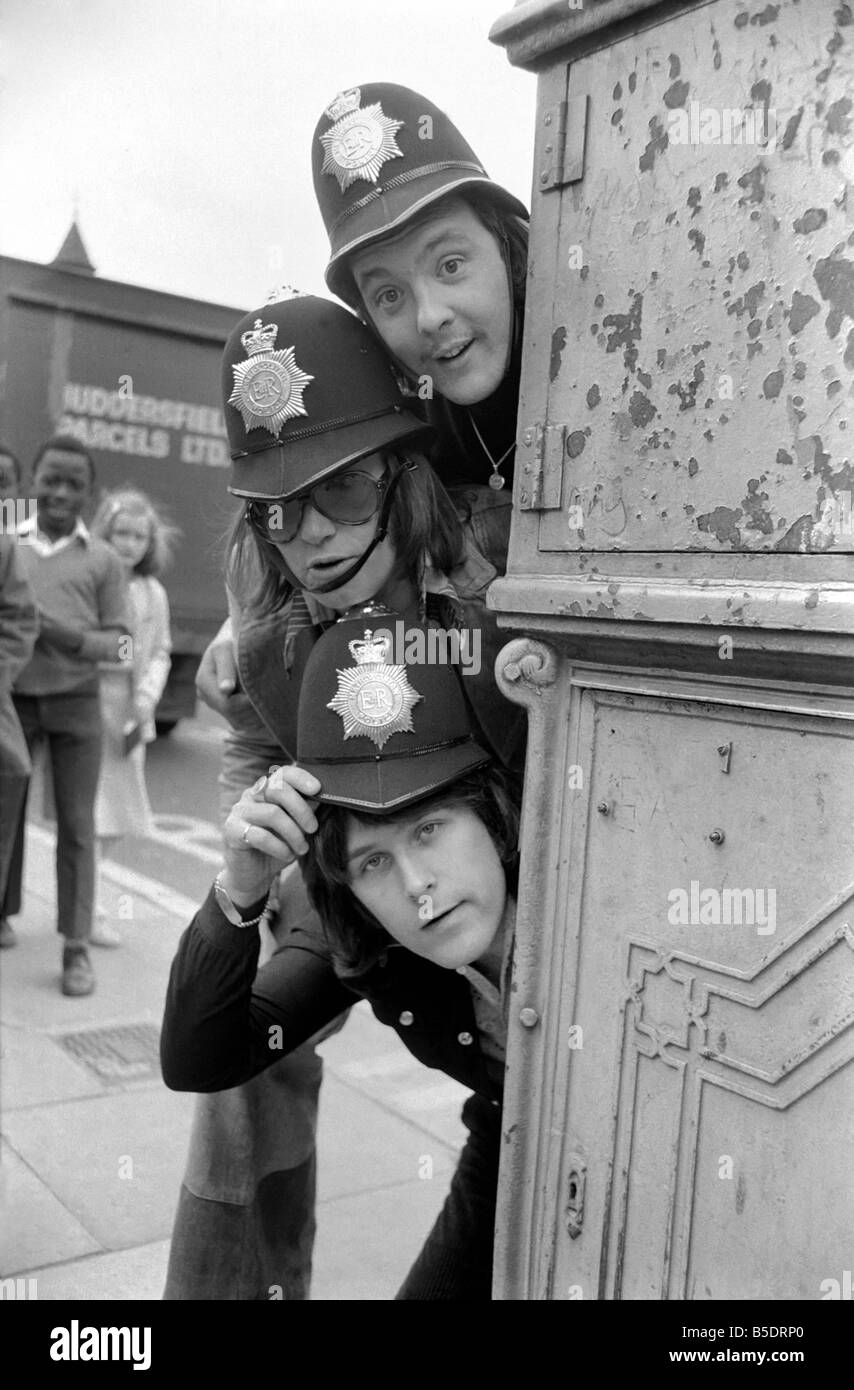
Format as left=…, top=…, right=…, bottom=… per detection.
left=349, top=629, right=391, bottom=666
left=325, top=88, right=362, bottom=123
left=241, top=319, right=279, bottom=357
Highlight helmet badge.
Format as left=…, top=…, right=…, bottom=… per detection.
left=327, top=629, right=422, bottom=749
left=320, top=88, right=404, bottom=193
left=228, top=319, right=314, bottom=439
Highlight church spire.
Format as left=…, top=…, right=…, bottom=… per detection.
left=51, top=221, right=96, bottom=276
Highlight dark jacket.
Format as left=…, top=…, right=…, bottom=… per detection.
left=161, top=886, right=504, bottom=1106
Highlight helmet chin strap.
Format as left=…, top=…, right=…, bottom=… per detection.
left=309, top=460, right=412, bottom=596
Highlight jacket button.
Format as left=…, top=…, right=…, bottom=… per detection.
left=457, top=1031, right=474, bottom=1046
left=398, top=1010, right=414, bottom=1026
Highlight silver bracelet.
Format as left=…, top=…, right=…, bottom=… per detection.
left=213, top=871, right=271, bottom=929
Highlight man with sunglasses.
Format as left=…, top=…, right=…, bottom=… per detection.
left=245, top=466, right=393, bottom=544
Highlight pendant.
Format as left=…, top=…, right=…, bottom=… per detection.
left=489, top=472, right=505, bottom=490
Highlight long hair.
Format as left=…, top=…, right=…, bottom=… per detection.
left=225, top=447, right=467, bottom=617
left=461, top=191, right=529, bottom=314
left=302, top=762, right=521, bottom=975
left=91, top=487, right=180, bottom=577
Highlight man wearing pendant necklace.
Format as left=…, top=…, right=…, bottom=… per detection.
left=311, top=83, right=529, bottom=495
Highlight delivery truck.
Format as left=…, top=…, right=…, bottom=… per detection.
left=0, top=223, right=243, bottom=728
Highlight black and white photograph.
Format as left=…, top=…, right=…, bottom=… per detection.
left=0, top=0, right=852, bottom=1347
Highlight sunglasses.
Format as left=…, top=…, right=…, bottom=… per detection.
left=245, top=468, right=389, bottom=545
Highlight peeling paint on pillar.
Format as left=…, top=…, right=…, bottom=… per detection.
left=524, top=0, right=854, bottom=555
left=737, top=163, right=768, bottom=207
left=787, top=292, right=821, bottom=335
left=628, top=391, right=656, bottom=428
left=638, top=117, right=669, bottom=173
left=813, top=254, right=854, bottom=339
left=602, top=293, right=643, bottom=374
left=549, top=326, right=567, bottom=382
left=664, top=79, right=689, bottom=109
left=793, top=209, right=828, bottom=235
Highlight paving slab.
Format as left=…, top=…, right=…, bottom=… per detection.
left=0, top=1139, right=101, bottom=1275
left=2, top=1087, right=195, bottom=1253
left=1, top=913, right=181, bottom=1037
left=315, top=1072, right=457, bottom=1203
left=1, top=1021, right=104, bottom=1110
left=312, top=1178, right=452, bottom=1300
left=2, top=826, right=471, bottom=1300
left=17, top=1240, right=171, bottom=1302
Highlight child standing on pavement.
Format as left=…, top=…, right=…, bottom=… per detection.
left=2, top=435, right=129, bottom=995
left=0, top=535, right=37, bottom=948
left=88, top=489, right=175, bottom=947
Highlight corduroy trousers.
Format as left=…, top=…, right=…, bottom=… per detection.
left=2, top=685, right=102, bottom=942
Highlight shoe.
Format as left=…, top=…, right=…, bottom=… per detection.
left=0, top=918, right=17, bottom=948
left=61, top=947, right=95, bottom=997
left=89, top=921, right=121, bottom=948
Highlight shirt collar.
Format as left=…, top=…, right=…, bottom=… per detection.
left=18, top=513, right=90, bottom=555
left=456, top=897, right=516, bottom=1005
left=18, top=513, right=89, bottom=541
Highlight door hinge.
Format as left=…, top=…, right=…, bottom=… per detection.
left=518, top=422, right=565, bottom=511
left=538, top=92, right=588, bottom=192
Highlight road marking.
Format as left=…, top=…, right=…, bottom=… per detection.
left=169, top=721, right=228, bottom=747
left=147, top=814, right=223, bottom=866
left=27, top=824, right=202, bottom=921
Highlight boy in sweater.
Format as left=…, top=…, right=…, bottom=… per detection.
left=2, top=435, right=129, bottom=995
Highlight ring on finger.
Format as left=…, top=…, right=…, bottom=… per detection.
left=240, top=823, right=253, bottom=846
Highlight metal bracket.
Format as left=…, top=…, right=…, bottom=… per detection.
left=539, top=92, right=588, bottom=191
left=518, top=422, right=565, bottom=511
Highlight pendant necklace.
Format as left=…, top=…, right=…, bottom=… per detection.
left=468, top=412, right=515, bottom=490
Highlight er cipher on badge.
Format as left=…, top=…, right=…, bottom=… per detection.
left=320, top=88, right=404, bottom=193
left=327, top=629, right=422, bottom=750
left=229, top=319, right=314, bottom=439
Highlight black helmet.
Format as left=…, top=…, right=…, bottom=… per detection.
left=223, top=294, right=428, bottom=500
left=297, top=605, right=490, bottom=813
left=312, top=83, right=528, bottom=307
